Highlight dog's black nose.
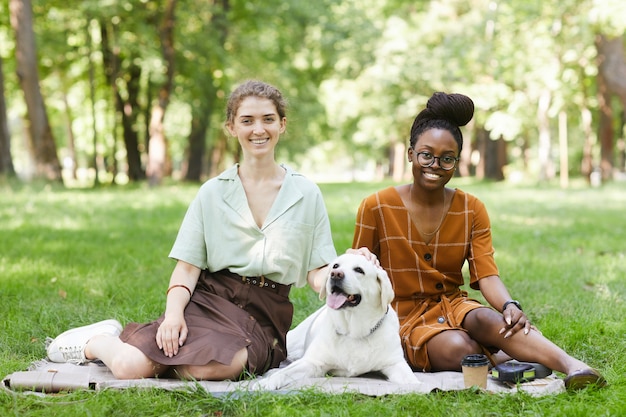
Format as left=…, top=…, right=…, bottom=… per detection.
left=330, top=270, right=344, bottom=280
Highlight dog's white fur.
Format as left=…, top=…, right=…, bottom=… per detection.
left=256, top=253, right=419, bottom=390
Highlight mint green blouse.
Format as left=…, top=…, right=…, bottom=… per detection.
left=169, top=164, right=337, bottom=287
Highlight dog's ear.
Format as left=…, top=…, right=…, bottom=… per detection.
left=377, top=267, right=395, bottom=306
left=318, top=272, right=329, bottom=300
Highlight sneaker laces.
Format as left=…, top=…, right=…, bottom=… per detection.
left=58, top=345, right=87, bottom=365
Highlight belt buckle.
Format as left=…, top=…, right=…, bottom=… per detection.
left=258, top=275, right=265, bottom=288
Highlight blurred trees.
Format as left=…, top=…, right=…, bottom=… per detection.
left=8, top=0, right=62, bottom=182
left=0, top=0, right=625, bottom=186
left=0, top=56, right=14, bottom=176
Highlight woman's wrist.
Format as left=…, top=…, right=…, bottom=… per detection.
left=502, top=299, right=523, bottom=312
left=166, top=284, right=192, bottom=298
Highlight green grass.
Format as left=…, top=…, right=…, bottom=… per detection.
left=1, top=178, right=625, bottom=416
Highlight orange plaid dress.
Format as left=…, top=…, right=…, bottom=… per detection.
left=352, top=186, right=499, bottom=371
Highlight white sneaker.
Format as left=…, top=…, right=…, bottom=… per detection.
left=46, top=319, right=123, bottom=364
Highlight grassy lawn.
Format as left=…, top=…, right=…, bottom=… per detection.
left=1, top=177, right=624, bottom=416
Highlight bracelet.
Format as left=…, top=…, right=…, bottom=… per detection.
left=502, top=300, right=523, bottom=312
left=166, top=284, right=192, bottom=298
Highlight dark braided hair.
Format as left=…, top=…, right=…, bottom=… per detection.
left=409, top=92, right=474, bottom=154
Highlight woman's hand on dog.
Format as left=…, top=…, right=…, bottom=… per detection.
left=346, top=247, right=380, bottom=268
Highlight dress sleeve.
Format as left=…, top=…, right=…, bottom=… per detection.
left=467, top=197, right=499, bottom=289
left=168, top=192, right=208, bottom=269
left=352, top=194, right=381, bottom=257
left=308, top=189, right=338, bottom=272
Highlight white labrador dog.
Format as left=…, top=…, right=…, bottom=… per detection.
left=256, top=253, right=419, bottom=390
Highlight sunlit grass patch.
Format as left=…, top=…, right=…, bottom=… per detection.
left=1, top=179, right=625, bottom=416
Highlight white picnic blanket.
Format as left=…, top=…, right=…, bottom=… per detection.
left=3, top=360, right=564, bottom=396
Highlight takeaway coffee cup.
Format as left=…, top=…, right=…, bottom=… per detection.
left=461, top=354, right=490, bottom=389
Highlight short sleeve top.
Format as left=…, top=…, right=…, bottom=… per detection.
left=169, top=164, right=337, bottom=287
left=352, top=186, right=498, bottom=299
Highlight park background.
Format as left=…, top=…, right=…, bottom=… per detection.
left=1, top=1, right=626, bottom=416
left=1, top=0, right=626, bottom=187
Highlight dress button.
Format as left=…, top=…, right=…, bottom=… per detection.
left=424, top=253, right=432, bottom=261
left=435, top=282, right=444, bottom=290
left=437, top=316, right=445, bottom=324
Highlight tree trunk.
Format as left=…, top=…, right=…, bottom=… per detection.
left=183, top=74, right=216, bottom=182
left=595, top=34, right=626, bottom=180
left=474, top=127, right=487, bottom=180
left=9, top=0, right=62, bottom=182
left=117, top=73, right=145, bottom=182
left=558, top=111, right=569, bottom=189
left=618, top=111, right=625, bottom=172
left=389, top=141, right=406, bottom=182
left=100, top=20, right=145, bottom=182
left=60, top=76, right=77, bottom=180
left=536, top=90, right=553, bottom=182
left=484, top=134, right=506, bottom=181
left=457, top=120, right=473, bottom=177
left=596, top=58, right=614, bottom=182
left=580, top=107, right=594, bottom=181
left=146, top=0, right=177, bottom=186
left=184, top=112, right=209, bottom=181
left=0, top=56, right=16, bottom=177
left=183, top=0, right=229, bottom=182
left=208, top=135, right=228, bottom=179
left=596, top=34, right=626, bottom=106
left=578, top=61, right=594, bottom=181
left=87, top=21, right=101, bottom=186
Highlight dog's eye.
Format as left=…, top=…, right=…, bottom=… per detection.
left=354, top=267, right=364, bottom=274
left=333, top=263, right=340, bottom=269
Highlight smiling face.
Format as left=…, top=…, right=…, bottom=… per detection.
left=408, top=128, right=459, bottom=190
left=226, top=96, right=286, bottom=159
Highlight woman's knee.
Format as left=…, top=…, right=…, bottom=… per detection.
left=176, top=348, right=248, bottom=381
left=427, top=331, right=481, bottom=371
left=176, top=362, right=245, bottom=381
left=442, top=331, right=481, bottom=357
left=109, top=352, right=161, bottom=379
left=463, top=307, right=502, bottom=334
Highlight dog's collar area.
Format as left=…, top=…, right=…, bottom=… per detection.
left=368, top=306, right=389, bottom=336
left=334, top=306, right=390, bottom=337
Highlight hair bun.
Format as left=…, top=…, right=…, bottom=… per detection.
left=424, top=92, right=474, bottom=127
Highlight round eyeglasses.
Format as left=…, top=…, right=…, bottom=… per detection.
left=414, top=151, right=459, bottom=170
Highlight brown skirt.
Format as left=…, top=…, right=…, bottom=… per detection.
left=119, top=269, right=293, bottom=377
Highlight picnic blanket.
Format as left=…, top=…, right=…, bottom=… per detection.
left=3, top=360, right=564, bottom=397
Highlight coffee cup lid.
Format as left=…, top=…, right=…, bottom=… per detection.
left=461, top=354, right=490, bottom=367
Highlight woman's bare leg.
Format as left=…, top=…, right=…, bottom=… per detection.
left=426, top=330, right=482, bottom=371
left=173, top=347, right=248, bottom=381
left=85, top=335, right=169, bottom=379
left=462, top=308, right=592, bottom=375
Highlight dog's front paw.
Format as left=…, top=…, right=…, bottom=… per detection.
left=253, top=375, right=282, bottom=391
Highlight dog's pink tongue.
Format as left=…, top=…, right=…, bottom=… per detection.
left=326, top=293, right=348, bottom=310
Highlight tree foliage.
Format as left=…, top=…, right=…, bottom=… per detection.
left=0, top=0, right=625, bottom=185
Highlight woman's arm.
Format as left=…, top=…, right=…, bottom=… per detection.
left=478, top=275, right=531, bottom=338
left=307, top=265, right=330, bottom=293
left=157, top=260, right=202, bottom=357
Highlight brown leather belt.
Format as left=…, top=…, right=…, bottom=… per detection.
left=218, top=269, right=291, bottom=297
left=241, top=274, right=291, bottom=297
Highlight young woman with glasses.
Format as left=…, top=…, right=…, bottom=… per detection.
left=351, top=92, right=606, bottom=390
